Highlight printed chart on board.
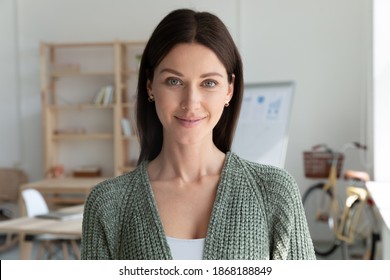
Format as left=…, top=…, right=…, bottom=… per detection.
left=232, top=82, right=295, bottom=168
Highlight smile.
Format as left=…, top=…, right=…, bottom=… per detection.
left=175, top=116, right=207, bottom=127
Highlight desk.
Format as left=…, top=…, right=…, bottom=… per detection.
left=20, top=177, right=107, bottom=206
left=0, top=205, right=83, bottom=259
left=366, top=181, right=390, bottom=260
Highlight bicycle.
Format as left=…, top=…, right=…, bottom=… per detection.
left=302, top=142, right=381, bottom=259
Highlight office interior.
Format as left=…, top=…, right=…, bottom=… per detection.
left=1, top=0, right=389, bottom=260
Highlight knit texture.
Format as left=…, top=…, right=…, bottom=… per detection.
left=81, top=151, right=316, bottom=260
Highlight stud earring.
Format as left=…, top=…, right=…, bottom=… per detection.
left=224, top=101, right=230, bottom=107
left=148, top=95, right=154, bottom=102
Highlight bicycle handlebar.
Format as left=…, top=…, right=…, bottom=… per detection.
left=311, top=141, right=367, bottom=154
left=312, top=143, right=332, bottom=153
left=352, top=142, right=367, bottom=150
left=310, top=141, right=367, bottom=170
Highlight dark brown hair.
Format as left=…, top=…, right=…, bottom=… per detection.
left=136, top=9, right=243, bottom=164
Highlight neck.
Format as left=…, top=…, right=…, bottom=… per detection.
left=148, top=142, right=226, bottom=183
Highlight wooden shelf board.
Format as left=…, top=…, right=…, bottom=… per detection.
left=50, top=72, right=114, bottom=77
left=46, top=42, right=115, bottom=48
left=49, top=104, right=115, bottom=110
left=52, top=133, right=113, bottom=140
left=122, top=41, right=146, bottom=46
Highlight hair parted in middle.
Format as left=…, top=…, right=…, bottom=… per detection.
left=136, top=8, right=244, bottom=164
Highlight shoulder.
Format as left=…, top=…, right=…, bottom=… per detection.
left=228, top=152, right=301, bottom=206
left=229, top=152, right=298, bottom=190
left=84, top=163, right=146, bottom=212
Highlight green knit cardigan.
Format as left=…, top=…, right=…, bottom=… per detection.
left=81, top=152, right=316, bottom=260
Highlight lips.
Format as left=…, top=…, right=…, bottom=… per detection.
left=175, top=116, right=207, bottom=128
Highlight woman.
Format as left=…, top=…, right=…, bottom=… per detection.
left=81, top=8, right=315, bottom=260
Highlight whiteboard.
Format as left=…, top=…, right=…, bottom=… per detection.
left=231, top=82, right=295, bottom=168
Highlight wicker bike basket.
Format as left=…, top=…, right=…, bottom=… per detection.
left=303, top=151, right=344, bottom=178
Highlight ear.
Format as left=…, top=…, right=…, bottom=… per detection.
left=226, top=74, right=235, bottom=102
left=146, top=79, right=153, bottom=97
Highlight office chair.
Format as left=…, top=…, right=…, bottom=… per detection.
left=21, top=188, right=81, bottom=260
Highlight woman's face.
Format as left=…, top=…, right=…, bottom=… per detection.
left=147, top=43, right=234, bottom=146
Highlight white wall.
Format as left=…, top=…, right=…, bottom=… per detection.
left=373, top=0, right=390, bottom=181
left=0, top=0, right=21, bottom=167
left=241, top=0, right=373, bottom=191
left=0, top=0, right=372, bottom=190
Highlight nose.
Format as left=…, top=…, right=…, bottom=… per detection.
left=180, top=84, right=200, bottom=111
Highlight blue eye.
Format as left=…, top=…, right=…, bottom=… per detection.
left=167, top=78, right=182, bottom=86
left=203, top=80, right=217, bottom=88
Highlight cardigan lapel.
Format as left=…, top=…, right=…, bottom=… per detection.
left=140, top=152, right=233, bottom=260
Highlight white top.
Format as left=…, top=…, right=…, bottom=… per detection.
left=166, top=236, right=205, bottom=260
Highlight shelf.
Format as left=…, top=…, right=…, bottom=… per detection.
left=122, top=41, right=146, bottom=46
left=41, top=40, right=145, bottom=179
left=50, top=71, right=115, bottom=78
left=45, top=41, right=115, bottom=48
left=48, top=104, right=115, bottom=110
left=52, top=133, right=113, bottom=140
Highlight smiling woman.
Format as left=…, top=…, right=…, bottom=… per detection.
left=81, top=8, right=315, bottom=260
left=147, top=43, right=234, bottom=145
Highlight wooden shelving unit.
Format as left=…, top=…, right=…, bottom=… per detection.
left=40, top=40, right=145, bottom=178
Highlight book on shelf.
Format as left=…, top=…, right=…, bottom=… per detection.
left=121, top=118, right=132, bottom=136
left=35, top=211, right=83, bottom=221
left=92, top=87, right=105, bottom=104
left=92, top=85, right=114, bottom=105
left=103, top=85, right=114, bottom=105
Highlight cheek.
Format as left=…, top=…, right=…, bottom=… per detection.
left=154, top=87, right=182, bottom=109
left=212, top=95, right=228, bottom=111
left=154, top=97, right=175, bottom=123
left=206, top=99, right=226, bottom=124
left=213, top=104, right=226, bottom=122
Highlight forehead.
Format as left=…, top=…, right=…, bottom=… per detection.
left=156, top=43, right=227, bottom=74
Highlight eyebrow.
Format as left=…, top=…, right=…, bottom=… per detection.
left=159, top=68, right=224, bottom=78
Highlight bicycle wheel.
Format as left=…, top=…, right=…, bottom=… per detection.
left=341, top=200, right=380, bottom=259
left=302, top=183, right=339, bottom=256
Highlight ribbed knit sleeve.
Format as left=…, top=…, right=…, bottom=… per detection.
left=243, top=160, right=316, bottom=260
left=81, top=177, right=126, bottom=260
